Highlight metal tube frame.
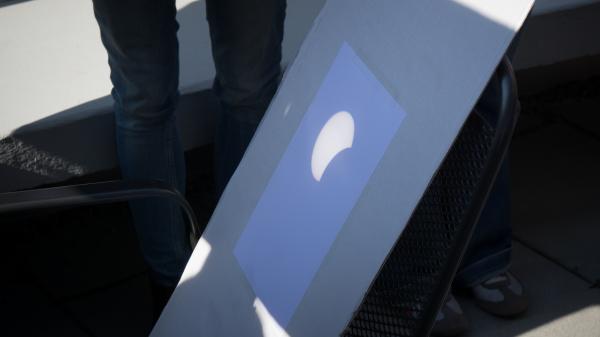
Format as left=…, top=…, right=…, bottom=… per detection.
left=0, top=179, right=200, bottom=240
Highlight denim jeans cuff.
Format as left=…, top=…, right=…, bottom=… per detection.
left=454, top=247, right=511, bottom=288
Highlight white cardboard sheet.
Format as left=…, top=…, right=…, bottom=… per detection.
left=152, top=1, right=534, bottom=336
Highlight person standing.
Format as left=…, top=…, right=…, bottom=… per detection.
left=92, top=0, right=286, bottom=318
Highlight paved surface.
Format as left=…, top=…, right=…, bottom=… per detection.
left=512, top=94, right=600, bottom=284
left=461, top=242, right=600, bottom=337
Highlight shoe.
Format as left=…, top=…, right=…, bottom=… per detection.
left=431, top=293, right=469, bottom=337
left=471, top=271, right=528, bottom=317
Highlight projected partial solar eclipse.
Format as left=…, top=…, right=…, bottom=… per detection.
left=311, top=111, right=355, bottom=182
left=234, top=42, right=406, bottom=328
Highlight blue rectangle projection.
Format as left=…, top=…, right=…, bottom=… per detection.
left=234, top=43, right=407, bottom=327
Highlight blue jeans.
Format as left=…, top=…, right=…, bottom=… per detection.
left=454, top=161, right=512, bottom=287
left=92, top=0, right=286, bottom=286
left=454, top=71, right=512, bottom=288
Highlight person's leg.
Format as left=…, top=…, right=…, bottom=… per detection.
left=455, top=139, right=527, bottom=318
left=453, top=31, right=526, bottom=290
left=206, top=0, right=286, bottom=195
left=433, top=65, right=525, bottom=336
left=454, top=165, right=527, bottom=318
left=454, top=161, right=512, bottom=287
left=454, top=72, right=512, bottom=287
left=92, top=0, right=190, bottom=288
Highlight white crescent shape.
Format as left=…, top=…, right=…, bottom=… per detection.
left=311, top=111, right=355, bottom=182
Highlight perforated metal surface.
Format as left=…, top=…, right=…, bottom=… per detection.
left=344, top=112, right=495, bottom=337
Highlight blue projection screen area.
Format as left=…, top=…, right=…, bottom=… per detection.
left=234, top=43, right=407, bottom=327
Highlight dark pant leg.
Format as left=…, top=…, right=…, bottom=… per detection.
left=454, top=69, right=513, bottom=287
left=455, top=160, right=512, bottom=287
left=453, top=32, right=525, bottom=287
left=205, top=0, right=287, bottom=195
left=92, top=0, right=190, bottom=287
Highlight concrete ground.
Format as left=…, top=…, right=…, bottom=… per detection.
left=461, top=80, right=600, bottom=337
left=0, top=81, right=599, bottom=336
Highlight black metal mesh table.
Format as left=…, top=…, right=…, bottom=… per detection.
left=344, top=56, right=519, bottom=337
